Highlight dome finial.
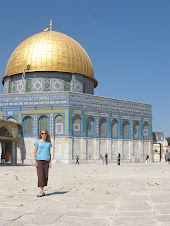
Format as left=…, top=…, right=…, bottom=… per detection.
left=50, top=17, right=52, bottom=31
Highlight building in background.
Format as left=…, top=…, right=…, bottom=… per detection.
left=0, top=21, right=153, bottom=165
left=153, top=132, right=169, bottom=162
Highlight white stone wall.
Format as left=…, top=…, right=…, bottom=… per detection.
left=17, top=137, right=36, bottom=164
left=86, top=138, right=95, bottom=160
left=122, top=140, right=129, bottom=160
left=99, top=139, right=107, bottom=157
left=18, top=137, right=153, bottom=164
left=112, top=140, right=118, bottom=160
left=134, top=141, right=140, bottom=159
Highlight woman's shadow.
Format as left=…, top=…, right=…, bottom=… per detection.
left=46, top=191, right=67, bottom=196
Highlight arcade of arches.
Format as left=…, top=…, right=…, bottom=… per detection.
left=0, top=119, right=21, bottom=165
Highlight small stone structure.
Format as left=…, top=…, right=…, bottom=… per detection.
left=0, top=119, right=21, bottom=165
left=153, top=132, right=169, bottom=162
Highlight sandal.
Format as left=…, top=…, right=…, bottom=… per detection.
left=37, top=192, right=45, bottom=197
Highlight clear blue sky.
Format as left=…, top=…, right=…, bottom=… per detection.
left=0, top=0, right=169, bottom=137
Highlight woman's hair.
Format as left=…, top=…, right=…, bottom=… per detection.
left=38, top=130, right=51, bottom=143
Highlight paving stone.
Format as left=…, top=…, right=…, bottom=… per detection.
left=0, top=219, right=11, bottom=226
left=52, top=216, right=110, bottom=226
left=117, top=202, right=151, bottom=212
left=75, top=203, right=116, bottom=212
left=156, top=214, right=170, bottom=222
left=32, top=209, right=65, bottom=224
left=160, top=223, right=170, bottom=226
left=111, top=216, right=159, bottom=225
left=151, top=195, right=170, bottom=203
left=118, top=195, right=149, bottom=203
left=153, top=204, right=170, bottom=215
left=116, top=211, right=155, bottom=217
left=0, top=210, right=24, bottom=221
left=5, top=214, right=39, bottom=226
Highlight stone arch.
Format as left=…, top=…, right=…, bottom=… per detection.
left=73, top=115, right=81, bottom=136
left=23, top=116, right=33, bottom=136
left=99, top=118, right=107, bottom=137
left=87, top=117, right=94, bottom=137
left=112, top=119, right=118, bottom=137
left=55, top=115, right=64, bottom=135
left=143, top=122, right=149, bottom=139
left=39, top=115, right=49, bottom=133
left=123, top=120, right=129, bottom=138
left=0, top=126, right=13, bottom=163
left=133, top=121, right=139, bottom=139
left=0, top=126, right=11, bottom=137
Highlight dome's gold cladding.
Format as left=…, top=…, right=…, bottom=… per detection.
left=5, top=31, right=97, bottom=87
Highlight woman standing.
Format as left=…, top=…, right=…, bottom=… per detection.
left=34, top=130, right=52, bottom=197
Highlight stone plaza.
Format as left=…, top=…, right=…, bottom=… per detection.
left=0, top=162, right=170, bottom=226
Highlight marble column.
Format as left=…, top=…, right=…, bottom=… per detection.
left=12, top=141, right=17, bottom=165
left=107, top=139, right=112, bottom=160
left=94, top=139, right=100, bottom=160
left=129, top=140, right=134, bottom=161
left=118, top=140, right=123, bottom=159
left=68, top=137, right=73, bottom=162
left=140, top=141, right=144, bottom=162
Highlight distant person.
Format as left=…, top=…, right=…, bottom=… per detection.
left=131, top=155, right=135, bottom=163
left=105, top=152, right=108, bottom=165
left=34, top=130, right=52, bottom=197
left=99, top=155, right=104, bottom=165
left=1, top=152, right=6, bottom=166
left=75, top=155, right=79, bottom=165
left=168, top=152, right=170, bottom=165
left=146, top=154, right=149, bottom=164
left=165, top=154, right=168, bottom=162
left=117, top=153, right=121, bottom=165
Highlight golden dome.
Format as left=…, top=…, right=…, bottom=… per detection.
left=3, top=31, right=97, bottom=87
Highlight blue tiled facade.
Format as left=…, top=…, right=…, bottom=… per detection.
left=0, top=91, right=152, bottom=141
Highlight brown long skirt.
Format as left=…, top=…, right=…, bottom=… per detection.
left=36, top=160, right=49, bottom=187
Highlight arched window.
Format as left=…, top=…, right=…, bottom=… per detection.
left=39, top=116, right=48, bottom=132
left=55, top=115, right=64, bottom=135
left=112, top=119, right=118, bottom=137
left=99, top=118, right=107, bottom=137
left=143, top=122, right=149, bottom=139
left=123, top=120, right=129, bottom=138
left=133, top=121, right=139, bottom=139
left=23, top=116, right=32, bottom=136
left=87, top=117, right=94, bottom=137
left=73, top=115, right=81, bottom=136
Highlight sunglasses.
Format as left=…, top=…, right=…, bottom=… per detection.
left=41, top=133, right=47, bottom=135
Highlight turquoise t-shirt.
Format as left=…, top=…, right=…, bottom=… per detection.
left=34, top=140, right=51, bottom=161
